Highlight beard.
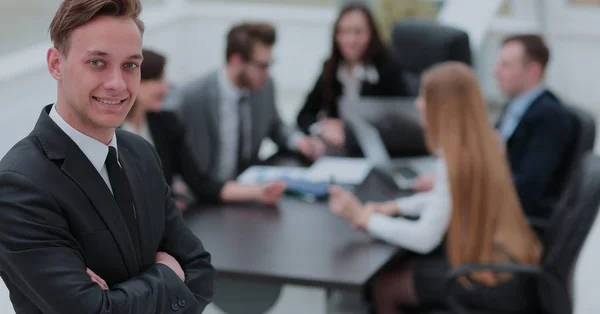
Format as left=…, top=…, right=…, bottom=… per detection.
left=234, top=67, right=251, bottom=90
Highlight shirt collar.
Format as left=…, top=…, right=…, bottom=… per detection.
left=506, top=85, right=546, bottom=117
left=218, top=68, right=249, bottom=101
left=337, top=62, right=380, bottom=85
left=49, top=104, right=118, bottom=172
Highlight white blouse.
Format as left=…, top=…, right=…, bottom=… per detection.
left=366, top=158, right=451, bottom=254
left=309, top=63, right=380, bottom=135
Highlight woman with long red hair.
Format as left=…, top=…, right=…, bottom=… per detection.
left=329, top=61, right=542, bottom=312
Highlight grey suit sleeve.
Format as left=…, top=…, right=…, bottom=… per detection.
left=0, top=171, right=207, bottom=314
left=175, top=89, right=228, bottom=202
left=266, top=79, right=304, bottom=151
left=176, top=90, right=204, bottom=167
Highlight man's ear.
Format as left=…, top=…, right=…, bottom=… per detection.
left=47, top=47, right=64, bottom=81
left=228, top=53, right=243, bottom=66
left=527, top=62, right=544, bottom=81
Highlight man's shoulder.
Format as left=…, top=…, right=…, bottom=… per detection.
left=529, top=90, right=569, bottom=114
left=171, top=70, right=219, bottom=110
left=526, top=89, right=575, bottom=126
left=0, top=135, right=47, bottom=178
left=116, top=129, right=154, bottom=155
left=179, top=70, right=219, bottom=96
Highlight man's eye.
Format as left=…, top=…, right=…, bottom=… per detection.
left=90, top=60, right=105, bottom=67
left=124, top=63, right=139, bottom=69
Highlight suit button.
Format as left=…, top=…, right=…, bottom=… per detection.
left=171, top=303, right=179, bottom=311
left=178, top=299, right=186, bottom=307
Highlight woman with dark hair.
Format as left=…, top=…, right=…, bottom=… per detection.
left=123, top=49, right=286, bottom=209
left=296, top=3, right=409, bottom=148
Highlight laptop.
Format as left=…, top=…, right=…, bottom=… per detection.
left=349, top=97, right=429, bottom=157
left=343, top=109, right=420, bottom=202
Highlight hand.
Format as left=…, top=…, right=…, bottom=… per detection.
left=175, top=199, right=188, bottom=211
left=86, top=268, right=108, bottom=290
left=320, top=119, right=345, bottom=147
left=297, top=136, right=326, bottom=160
left=414, top=175, right=436, bottom=192
left=365, top=200, right=399, bottom=217
left=328, top=185, right=371, bottom=229
left=256, top=181, right=287, bottom=206
left=155, top=251, right=185, bottom=281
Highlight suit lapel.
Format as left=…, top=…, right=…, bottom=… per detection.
left=33, top=105, right=139, bottom=277
left=61, top=145, right=139, bottom=276
left=117, top=144, right=153, bottom=266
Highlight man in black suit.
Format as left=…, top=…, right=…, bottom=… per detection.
left=494, top=34, right=576, bottom=219
left=0, top=0, right=214, bottom=313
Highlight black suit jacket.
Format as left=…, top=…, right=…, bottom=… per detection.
left=0, top=105, right=215, bottom=313
left=296, top=56, right=410, bottom=133
left=146, top=111, right=224, bottom=204
left=499, top=90, right=577, bottom=219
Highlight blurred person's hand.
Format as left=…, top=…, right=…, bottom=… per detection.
left=320, top=119, right=345, bottom=147
left=414, top=175, right=436, bottom=192
left=175, top=199, right=188, bottom=211
left=86, top=268, right=108, bottom=290
left=155, top=252, right=185, bottom=281
left=256, top=181, right=287, bottom=206
left=297, top=136, right=326, bottom=161
left=365, top=201, right=399, bottom=217
left=329, top=185, right=372, bottom=229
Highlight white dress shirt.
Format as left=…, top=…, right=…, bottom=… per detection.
left=49, top=104, right=118, bottom=193
left=366, top=158, right=451, bottom=254
left=216, top=69, right=249, bottom=181
left=121, top=119, right=155, bottom=147
left=216, top=69, right=304, bottom=181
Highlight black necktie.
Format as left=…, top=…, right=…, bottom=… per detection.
left=105, top=147, right=140, bottom=260
left=237, top=95, right=251, bottom=174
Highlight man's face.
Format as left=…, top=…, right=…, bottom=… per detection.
left=48, top=15, right=143, bottom=136
left=240, top=43, right=273, bottom=91
left=494, top=41, right=529, bottom=98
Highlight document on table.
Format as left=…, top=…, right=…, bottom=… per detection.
left=237, top=166, right=312, bottom=184
left=306, top=157, right=373, bottom=185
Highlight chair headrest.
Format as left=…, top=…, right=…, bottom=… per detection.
left=390, top=19, right=472, bottom=74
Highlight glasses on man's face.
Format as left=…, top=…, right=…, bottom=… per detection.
left=247, top=59, right=274, bottom=71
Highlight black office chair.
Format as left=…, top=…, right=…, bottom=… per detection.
left=434, top=153, right=600, bottom=314
left=529, top=105, right=596, bottom=232
left=390, top=19, right=472, bottom=96
left=565, top=105, right=596, bottom=172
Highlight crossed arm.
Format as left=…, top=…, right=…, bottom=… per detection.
left=0, top=170, right=215, bottom=314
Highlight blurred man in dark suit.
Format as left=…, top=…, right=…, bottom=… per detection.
left=494, top=34, right=576, bottom=219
